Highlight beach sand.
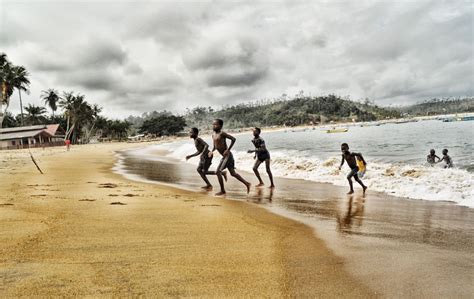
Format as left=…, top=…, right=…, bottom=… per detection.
left=0, top=143, right=374, bottom=297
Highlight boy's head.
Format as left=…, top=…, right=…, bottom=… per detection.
left=341, top=143, right=349, bottom=153
left=253, top=127, right=261, bottom=137
left=430, top=149, right=435, bottom=155
left=442, top=149, right=448, bottom=155
left=189, top=127, right=199, bottom=139
left=213, top=119, right=223, bottom=132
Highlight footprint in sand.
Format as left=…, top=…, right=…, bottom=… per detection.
left=110, top=202, right=127, bottom=205
left=200, top=204, right=221, bottom=207
left=108, top=194, right=119, bottom=197
left=98, top=183, right=118, bottom=188
left=123, top=193, right=139, bottom=197
left=0, top=203, right=14, bottom=206
left=78, top=199, right=96, bottom=202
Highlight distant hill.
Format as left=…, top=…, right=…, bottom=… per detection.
left=399, top=98, right=474, bottom=116
left=184, top=95, right=401, bottom=130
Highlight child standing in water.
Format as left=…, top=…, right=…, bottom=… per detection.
left=439, top=148, right=454, bottom=168
left=247, top=127, right=275, bottom=188
left=339, top=143, right=367, bottom=194
left=209, top=119, right=251, bottom=196
left=427, top=149, right=440, bottom=166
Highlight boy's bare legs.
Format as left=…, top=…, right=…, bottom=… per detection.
left=197, top=167, right=212, bottom=190
left=229, top=168, right=251, bottom=193
left=253, top=160, right=264, bottom=186
left=215, top=170, right=226, bottom=196
left=206, top=170, right=227, bottom=181
left=347, top=173, right=354, bottom=194
left=354, top=174, right=367, bottom=194
left=265, top=159, right=275, bottom=188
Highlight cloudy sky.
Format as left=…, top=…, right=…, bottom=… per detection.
left=1, top=0, right=472, bottom=118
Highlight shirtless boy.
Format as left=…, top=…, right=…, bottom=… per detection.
left=185, top=127, right=219, bottom=191
left=339, top=143, right=367, bottom=194
left=247, top=127, right=275, bottom=188
left=208, top=119, right=251, bottom=196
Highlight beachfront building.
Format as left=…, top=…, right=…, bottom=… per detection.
left=0, top=124, right=65, bottom=150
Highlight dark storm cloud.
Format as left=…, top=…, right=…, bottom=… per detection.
left=207, top=69, right=268, bottom=87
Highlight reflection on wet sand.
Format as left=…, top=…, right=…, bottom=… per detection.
left=336, top=195, right=365, bottom=233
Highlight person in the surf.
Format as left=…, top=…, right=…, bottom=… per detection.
left=185, top=127, right=224, bottom=191
left=247, top=127, right=275, bottom=188
left=208, top=119, right=251, bottom=196
left=426, top=149, right=440, bottom=166
left=338, top=143, right=368, bottom=195
left=438, top=148, right=454, bottom=168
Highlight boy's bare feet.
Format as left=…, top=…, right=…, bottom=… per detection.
left=269, top=185, right=275, bottom=189
left=363, top=186, right=367, bottom=194
left=347, top=190, right=354, bottom=194
left=222, top=171, right=228, bottom=182
left=215, top=191, right=226, bottom=196
left=256, top=183, right=265, bottom=187
left=245, top=183, right=251, bottom=194
left=201, top=185, right=213, bottom=191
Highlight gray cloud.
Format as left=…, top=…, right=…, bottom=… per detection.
left=0, top=0, right=471, bottom=117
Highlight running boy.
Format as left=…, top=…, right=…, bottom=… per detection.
left=426, top=149, right=440, bottom=166
left=438, top=148, right=454, bottom=168
left=185, top=127, right=222, bottom=191
left=208, top=119, right=251, bottom=196
left=338, top=143, right=367, bottom=194
left=247, top=127, right=275, bottom=188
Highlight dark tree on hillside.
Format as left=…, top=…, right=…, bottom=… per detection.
left=139, top=115, right=186, bottom=136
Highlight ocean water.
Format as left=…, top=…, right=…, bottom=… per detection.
left=113, top=119, right=474, bottom=296
left=159, top=119, right=473, bottom=207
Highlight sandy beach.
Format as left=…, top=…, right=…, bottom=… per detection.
left=0, top=143, right=374, bottom=297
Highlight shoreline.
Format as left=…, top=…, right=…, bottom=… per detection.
left=0, top=143, right=374, bottom=297
left=115, top=143, right=474, bottom=298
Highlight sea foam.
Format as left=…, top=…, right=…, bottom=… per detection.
left=135, top=142, right=474, bottom=208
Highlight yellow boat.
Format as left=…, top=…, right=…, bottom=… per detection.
left=326, top=128, right=348, bottom=133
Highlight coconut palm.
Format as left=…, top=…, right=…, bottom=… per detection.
left=11, top=65, right=30, bottom=125
left=24, top=104, right=47, bottom=125
left=59, top=92, right=95, bottom=143
left=0, top=55, right=14, bottom=129
left=41, top=88, right=59, bottom=117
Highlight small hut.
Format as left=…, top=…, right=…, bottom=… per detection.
left=0, top=124, right=65, bottom=150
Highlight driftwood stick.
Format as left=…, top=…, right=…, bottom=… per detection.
left=28, top=148, right=44, bottom=174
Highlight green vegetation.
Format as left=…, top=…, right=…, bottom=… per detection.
left=184, top=95, right=401, bottom=130
left=399, top=98, right=474, bottom=116
left=139, top=114, right=186, bottom=136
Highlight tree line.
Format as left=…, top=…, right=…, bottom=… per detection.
left=1, top=53, right=130, bottom=143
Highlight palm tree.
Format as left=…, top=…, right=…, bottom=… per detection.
left=24, top=104, right=47, bottom=125
left=0, top=55, right=13, bottom=129
left=59, top=91, right=75, bottom=137
left=41, top=88, right=59, bottom=117
left=11, top=65, right=30, bottom=126
left=59, top=92, right=95, bottom=143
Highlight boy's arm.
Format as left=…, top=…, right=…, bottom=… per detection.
left=223, top=132, right=236, bottom=153
left=186, top=139, right=203, bottom=160
left=339, top=155, right=345, bottom=169
left=355, top=153, right=367, bottom=165
left=435, top=155, right=440, bottom=162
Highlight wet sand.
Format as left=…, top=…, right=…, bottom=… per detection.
left=0, top=143, right=374, bottom=297
left=118, top=147, right=474, bottom=298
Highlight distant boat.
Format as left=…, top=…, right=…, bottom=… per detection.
left=461, top=116, right=474, bottom=121
left=326, top=128, right=348, bottom=133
